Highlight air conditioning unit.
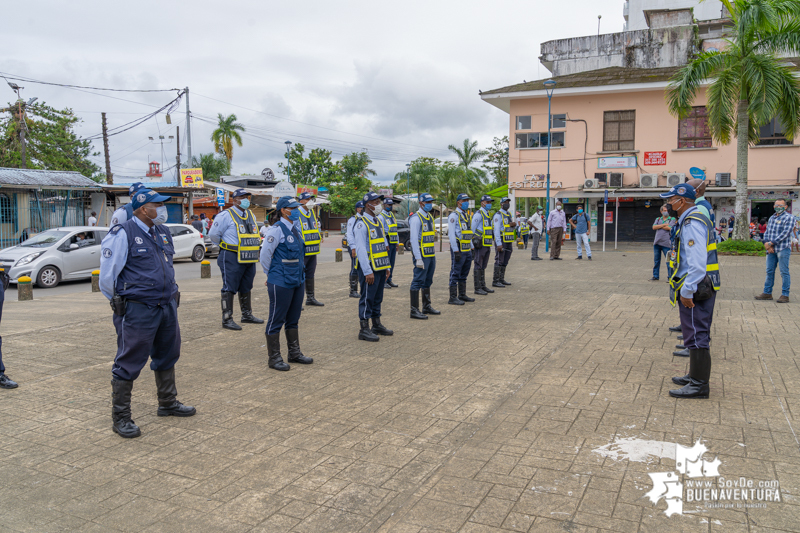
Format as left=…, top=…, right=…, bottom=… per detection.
left=639, top=173, right=659, bottom=187
left=609, top=173, right=623, bottom=188
left=584, top=179, right=600, bottom=189
left=715, top=172, right=731, bottom=187
left=666, top=173, right=687, bottom=187
left=594, top=172, right=608, bottom=184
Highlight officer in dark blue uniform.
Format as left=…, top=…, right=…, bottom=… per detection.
left=110, top=182, right=146, bottom=226
left=409, top=193, right=440, bottom=319
left=0, top=268, right=16, bottom=389
left=447, top=193, right=475, bottom=305
left=470, top=195, right=495, bottom=295
left=660, top=183, right=720, bottom=399
left=354, top=192, right=393, bottom=341
left=297, top=191, right=325, bottom=306
left=492, top=197, right=516, bottom=287
left=100, top=188, right=195, bottom=439
left=208, top=189, right=264, bottom=330
left=260, top=197, right=313, bottom=371
left=378, top=198, right=400, bottom=288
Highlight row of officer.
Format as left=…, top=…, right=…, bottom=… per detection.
left=344, top=201, right=365, bottom=298
left=491, top=197, right=516, bottom=288
left=409, top=193, right=441, bottom=319
left=297, top=192, right=324, bottom=307
left=446, top=193, right=476, bottom=306
left=378, top=198, right=400, bottom=289
left=470, top=195, right=496, bottom=295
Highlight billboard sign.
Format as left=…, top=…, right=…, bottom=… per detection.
left=598, top=157, right=637, bottom=169
left=644, top=151, right=667, bottom=165
left=179, top=168, right=204, bottom=188
left=216, top=188, right=226, bottom=207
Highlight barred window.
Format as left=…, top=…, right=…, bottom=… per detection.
left=0, top=194, right=13, bottom=223
left=603, top=110, right=636, bottom=151
left=678, top=107, right=712, bottom=148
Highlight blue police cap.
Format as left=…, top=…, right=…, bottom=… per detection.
left=501, top=197, right=511, bottom=203
left=481, top=194, right=492, bottom=202
left=131, top=188, right=170, bottom=210
left=298, top=192, right=315, bottom=200
left=128, top=182, right=146, bottom=195
left=660, top=183, right=696, bottom=200
left=276, top=196, right=300, bottom=210
left=456, top=193, right=470, bottom=202
left=363, top=191, right=384, bottom=203
left=232, top=188, right=250, bottom=198
left=383, top=198, right=393, bottom=205
left=355, top=200, right=365, bottom=209
left=419, top=193, right=434, bottom=203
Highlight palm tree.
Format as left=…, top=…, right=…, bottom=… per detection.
left=211, top=113, right=245, bottom=174
left=667, top=0, right=800, bottom=240
left=190, top=153, right=228, bottom=183
left=448, top=139, right=488, bottom=189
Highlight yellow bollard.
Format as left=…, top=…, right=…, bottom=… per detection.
left=18, top=276, right=33, bottom=301
left=201, top=260, right=211, bottom=279
left=91, top=270, right=101, bottom=292
left=324, top=230, right=329, bottom=238
left=397, top=243, right=404, bottom=255
left=335, top=248, right=343, bottom=262
left=517, top=240, right=524, bottom=250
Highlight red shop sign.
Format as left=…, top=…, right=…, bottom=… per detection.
left=644, top=151, right=667, bottom=165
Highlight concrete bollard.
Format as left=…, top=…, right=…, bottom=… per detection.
left=324, top=231, right=329, bottom=238
left=91, top=270, right=101, bottom=292
left=335, top=248, right=343, bottom=262
left=18, top=276, right=33, bottom=301
left=517, top=240, right=524, bottom=249
left=398, top=243, right=404, bottom=255
left=201, top=260, right=211, bottom=279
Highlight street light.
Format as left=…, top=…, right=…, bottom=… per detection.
left=544, top=79, right=556, bottom=252
left=285, top=141, right=292, bottom=185
left=406, top=163, right=411, bottom=215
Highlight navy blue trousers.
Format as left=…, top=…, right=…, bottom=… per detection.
left=266, top=283, right=304, bottom=335
left=304, top=255, right=317, bottom=280
left=358, top=268, right=387, bottom=319
left=473, top=245, right=491, bottom=271
left=410, top=256, right=436, bottom=290
left=218, top=250, right=256, bottom=294
left=386, top=244, right=397, bottom=283
left=112, top=300, right=181, bottom=381
left=0, top=284, right=4, bottom=373
left=679, top=292, right=716, bottom=350
left=449, top=250, right=472, bottom=286
left=495, top=243, right=513, bottom=266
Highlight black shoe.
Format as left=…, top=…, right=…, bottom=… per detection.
left=669, top=326, right=682, bottom=332
left=371, top=317, right=393, bottom=336
left=669, top=379, right=709, bottom=399
left=0, top=373, right=18, bottom=389
left=286, top=328, right=313, bottom=364
left=500, top=266, right=512, bottom=286
left=239, top=292, right=264, bottom=324
left=649, top=277, right=659, bottom=281
left=154, top=369, right=197, bottom=417
left=267, top=333, right=290, bottom=371
left=676, top=344, right=685, bottom=350
left=554, top=257, right=562, bottom=260
left=422, top=288, right=441, bottom=315
left=386, top=279, right=399, bottom=288
left=410, top=290, right=428, bottom=320
left=672, top=374, right=691, bottom=386
left=492, top=266, right=505, bottom=288
left=479, top=270, right=494, bottom=293
left=111, top=379, right=141, bottom=438
left=576, top=256, right=582, bottom=260
left=349, top=274, right=360, bottom=298
left=673, top=348, right=690, bottom=357
left=359, top=319, right=380, bottom=341
left=670, top=348, right=711, bottom=398
left=458, top=282, right=475, bottom=302
left=677, top=336, right=683, bottom=341
left=448, top=285, right=464, bottom=305
left=588, top=256, right=592, bottom=261
left=221, top=292, right=242, bottom=330
left=473, top=271, right=488, bottom=295
left=305, top=279, right=325, bottom=306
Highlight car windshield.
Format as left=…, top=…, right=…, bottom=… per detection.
left=19, top=230, right=71, bottom=248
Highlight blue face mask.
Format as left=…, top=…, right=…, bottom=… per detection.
left=288, top=209, right=300, bottom=221
left=485, top=203, right=492, bottom=211
left=578, top=208, right=583, bottom=213
left=239, top=198, right=251, bottom=210
left=460, top=202, right=469, bottom=211
left=423, top=203, right=433, bottom=212
left=385, top=205, right=392, bottom=212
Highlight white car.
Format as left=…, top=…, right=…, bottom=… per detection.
left=165, top=224, right=207, bottom=262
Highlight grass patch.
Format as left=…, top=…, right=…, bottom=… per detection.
left=717, top=239, right=766, bottom=256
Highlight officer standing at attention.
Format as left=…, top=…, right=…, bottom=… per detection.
left=260, top=196, right=314, bottom=371
left=492, top=197, right=516, bottom=288
left=110, top=182, right=147, bottom=226
left=297, top=192, right=324, bottom=306
left=353, top=192, right=393, bottom=341
left=661, top=183, right=720, bottom=399
left=0, top=268, right=16, bottom=389
left=345, top=201, right=364, bottom=298
left=208, top=189, right=264, bottom=330
left=378, top=198, right=400, bottom=289
left=470, top=195, right=495, bottom=296
left=447, top=193, right=475, bottom=306
left=100, top=188, right=195, bottom=439
left=409, top=193, right=440, bottom=319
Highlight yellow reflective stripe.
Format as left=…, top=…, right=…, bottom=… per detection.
left=231, top=210, right=260, bottom=263
left=706, top=264, right=719, bottom=271
left=707, top=242, right=717, bottom=252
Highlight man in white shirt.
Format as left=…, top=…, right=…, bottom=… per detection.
left=88, top=212, right=97, bottom=227
left=529, top=206, right=543, bottom=260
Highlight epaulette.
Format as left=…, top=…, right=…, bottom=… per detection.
left=109, top=224, right=123, bottom=234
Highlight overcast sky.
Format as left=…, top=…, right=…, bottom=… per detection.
left=3, top=0, right=622, bottom=184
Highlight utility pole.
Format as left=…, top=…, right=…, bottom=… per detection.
left=101, top=112, right=113, bottom=184
left=176, top=126, right=181, bottom=173
left=16, top=98, right=26, bottom=169
left=184, top=88, right=194, bottom=218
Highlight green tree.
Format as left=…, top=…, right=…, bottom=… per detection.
left=449, top=138, right=488, bottom=187
left=188, top=153, right=228, bottom=183
left=277, top=143, right=337, bottom=186
left=667, top=0, right=800, bottom=240
left=327, top=151, right=376, bottom=216
left=482, top=136, right=509, bottom=189
left=0, top=100, right=100, bottom=179
left=211, top=113, right=245, bottom=173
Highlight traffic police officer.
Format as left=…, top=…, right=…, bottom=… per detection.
left=353, top=192, right=393, bottom=341
left=100, top=188, right=196, bottom=439
left=378, top=198, right=400, bottom=288
left=110, top=182, right=147, bottom=226
left=410, top=193, right=440, bottom=319
left=297, top=192, right=324, bottom=306
left=208, top=189, right=264, bottom=330
left=260, top=197, right=314, bottom=371
left=492, top=197, right=516, bottom=287
left=345, top=201, right=364, bottom=298
left=518, top=211, right=530, bottom=248
left=0, top=268, right=16, bottom=389
left=661, top=183, right=720, bottom=399
left=447, top=193, right=475, bottom=306
left=470, top=195, right=495, bottom=295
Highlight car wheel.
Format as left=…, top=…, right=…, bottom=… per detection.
left=404, top=240, right=412, bottom=252
left=36, top=266, right=61, bottom=288
left=191, top=245, right=205, bottom=262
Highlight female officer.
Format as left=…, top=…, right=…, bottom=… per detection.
left=259, top=196, right=313, bottom=372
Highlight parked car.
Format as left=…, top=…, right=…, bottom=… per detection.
left=204, top=236, right=220, bottom=257
left=397, top=219, right=412, bottom=252
left=165, top=224, right=207, bottom=262
left=0, top=226, right=108, bottom=288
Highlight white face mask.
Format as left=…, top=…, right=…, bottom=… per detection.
left=556, top=205, right=563, bottom=211
left=372, top=204, right=383, bottom=215
left=150, top=206, right=168, bottom=225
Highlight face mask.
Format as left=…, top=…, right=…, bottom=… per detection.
left=667, top=201, right=680, bottom=219
left=385, top=205, right=392, bottom=212
left=776, top=206, right=786, bottom=215
left=423, top=203, right=433, bottom=212
left=460, top=202, right=469, bottom=211
left=557, top=205, right=563, bottom=211
left=373, top=204, right=383, bottom=215
left=239, top=199, right=251, bottom=210
left=485, top=203, right=492, bottom=211
left=577, top=208, right=583, bottom=213
left=287, top=209, right=300, bottom=221
left=150, top=206, right=168, bottom=225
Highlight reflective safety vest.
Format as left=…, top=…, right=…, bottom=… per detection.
left=480, top=210, right=493, bottom=247
left=220, top=209, right=260, bottom=263
left=417, top=212, right=436, bottom=257
left=668, top=210, right=720, bottom=307
left=500, top=211, right=515, bottom=243
left=457, top=210, right=473, bottom=252
left=379, top=211, right=399, bottom=244
left=363, top=216, right=391, bottom=271
left=298, top=207, right=321, bottom=256
left=520, top=221, right=530, bottom=235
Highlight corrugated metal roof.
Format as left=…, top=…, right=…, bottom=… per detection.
left=0, top=167, right=100, bottom=189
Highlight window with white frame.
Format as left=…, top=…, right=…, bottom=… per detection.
left=515, top=132, right=565, bottom=149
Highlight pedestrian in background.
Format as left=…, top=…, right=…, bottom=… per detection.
left=650, top=204, right=675, bottom=281
left=88, top=211, right=97, bottom=227
left=190, top=215, right=204, bottom=234
left=547, top=201, right=567, bottom=260
left=759, top=218, right=767, bottom=240
left=516, top=211, right=530, bottom=249
left=570, top=206, right=592, bottom=260
left=717, top=217, right=727, bottom=242
left=755, top=199, right=794, bottom=303
left=529, top=206, right=543, bottom=260
left=792, top=217, right=800, bottom=253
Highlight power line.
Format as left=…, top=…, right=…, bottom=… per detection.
left=0, top=72, right=179, bottom=93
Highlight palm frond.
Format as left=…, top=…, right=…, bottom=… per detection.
left=666, top=51, right=727, bottom=117
left=756, top=17, right=800, bottom=55
left=706, top=61, right=741, bottom=145
left=743, top=53, right=785, bottom=125
left=774, top=65, right=800, bottom=141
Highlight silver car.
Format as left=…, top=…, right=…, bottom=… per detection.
left=0, top=226, right=108, bottom=288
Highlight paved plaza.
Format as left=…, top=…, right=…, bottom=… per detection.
left=1, top=245, right=800, bottom=532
